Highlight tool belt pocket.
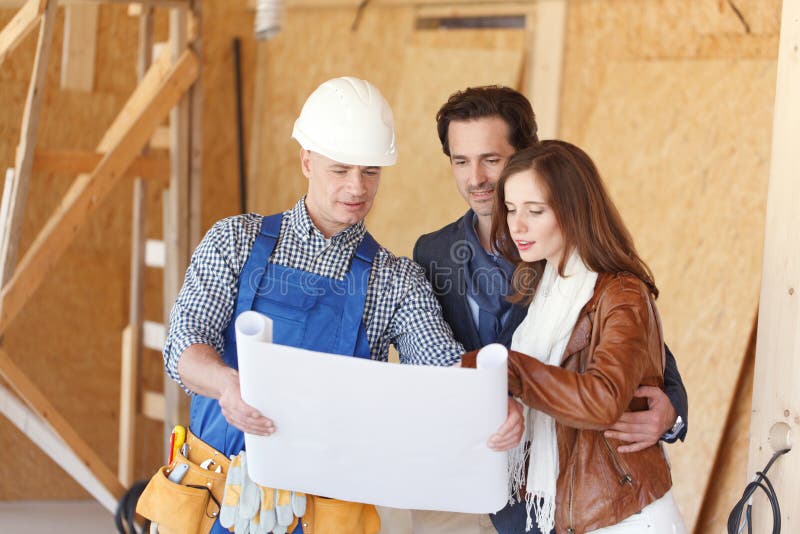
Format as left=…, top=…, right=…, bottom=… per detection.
left=136, top=430, right=229, bottom=534
left=307, top=496, right=381, bottom=534
left=137, top=465, right=220, bottom=534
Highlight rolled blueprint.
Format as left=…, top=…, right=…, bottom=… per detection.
left=236, top=311, right=509, bottom=514
left=235, top=310, right=273, bottom=343
left=476, top=343, right=508, bottom=370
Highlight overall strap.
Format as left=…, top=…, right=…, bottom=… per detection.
left=234, top=214, right=283, bottom=313
left=353, top=231, right=379, bottom=265
left=338, top=232, right=380, bottom=355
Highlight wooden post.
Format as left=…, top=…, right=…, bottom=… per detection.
left=118, top=4, right=154, bottom=488
left=188, top=0, right=202, bottom=246
left=118, top=326, right=137, bottom=486
left=162, top=5, right=192, bottom=452
left=60, top=2, right=99, bottom=92
left=527, top=0, right=567, bottom=140
left=747, top=0, right=800, bottom=530
left=0, top=48, right=199, bottom=336
left=0, top=0, right=57, bottom=286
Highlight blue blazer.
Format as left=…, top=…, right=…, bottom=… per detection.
left=414, top=215, right=688, bottom=442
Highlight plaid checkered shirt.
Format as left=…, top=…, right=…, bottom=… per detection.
left=164, top=197, right=464, bottom=392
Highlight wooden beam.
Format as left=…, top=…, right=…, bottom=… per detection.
left=94, top=0, right=190, bottom=5
left=162, top=4, right=191, bottom=451
left=0, top=0, right=56, bottom=286
left=33, top=150, right=170, bottom=182
left=1, top=0, right=188, bottom=7
left=136, top=4, right=153, bottom=79
left=528, top=0, right=567, bottom=139
left=144, top=239, right=164, bottom=267
left=0, top=382, right=118, bottom=511
left=247, top=41, right=269, bottom=213
left=118, top=4, right=154, bottom=487
left=60, top=2, right=99, bottom=92
left=0, top=350, right=125, bottom=499
left=117, top=325, right=136, bottom=486
left=149, top=124, right=170, bottom=149
left=415, top=2, right=530, bottom=18
left=142, top=319, right=165, bottom=350
left=0, top=0, right=41, bottom=67
left=142, top=390, right=165, bottom=421
left=247, top=0, right=533, bottom=8
left=0, top=47, right=199, bottom=336
left=188, top=0, right=202, bottom=246
left=747, top=0, right=800, bottom=530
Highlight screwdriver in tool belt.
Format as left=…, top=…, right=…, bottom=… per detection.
left=169, top=425, right=186, bottom=464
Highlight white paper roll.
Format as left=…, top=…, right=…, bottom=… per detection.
left=235, top=310, right=273, bottom=343
left=476, top=343, right=508, bottom=370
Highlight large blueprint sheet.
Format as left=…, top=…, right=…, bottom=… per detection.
left=235, top=311, right=509, bottom=513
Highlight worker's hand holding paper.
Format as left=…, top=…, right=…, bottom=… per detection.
left=235, top=310, right=509, bottom=514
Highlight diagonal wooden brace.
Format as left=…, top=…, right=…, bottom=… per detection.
left=33, top=150, right=171, bottom=183
left=0, top=380, right=118, bottom=510
left=0, top=348, right=126, bottom=500
left=0, top=47, right=199, bottom=335
left=0, top=0, right=58, bottom=285
left=0, top=0, right=46, bottom=67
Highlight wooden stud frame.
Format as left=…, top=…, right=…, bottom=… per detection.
left=0, top=47, right=199, bottom=334
left=0, top=0, right=56, bottom=286
left=0, top=0, right=47, bottom=67
left=0, top=382, right=118, bottom=511
left=0, top=0, right=200, bottom=504
left=117, top=3, right=153, bottom=487
left=33, top=150, right=170, bottom=182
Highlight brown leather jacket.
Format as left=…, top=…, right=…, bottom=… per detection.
left=463, top=272, right=672, bottom=534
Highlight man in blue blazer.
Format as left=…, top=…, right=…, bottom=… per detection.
left=413, top=86, right=688, bottom=534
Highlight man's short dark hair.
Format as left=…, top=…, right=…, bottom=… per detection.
left=436, top=86, right=539, bottom=157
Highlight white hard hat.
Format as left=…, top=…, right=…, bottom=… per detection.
left=292, top=77, right=397, bottom=167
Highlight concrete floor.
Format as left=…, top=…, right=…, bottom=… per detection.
left=0, top=501, right=416, bottom=533
left=0, top=500, right=116, bottom=533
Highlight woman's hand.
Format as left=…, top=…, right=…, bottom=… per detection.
left=488, top=397, right=525, bottom=451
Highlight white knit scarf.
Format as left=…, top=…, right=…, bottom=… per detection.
left=509, top=251, right=597, bottom=532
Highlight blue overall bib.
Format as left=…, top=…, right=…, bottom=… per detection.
left=189, top=214, right=377, bottom=534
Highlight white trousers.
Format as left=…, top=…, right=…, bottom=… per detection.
left=374, top=507, right=498, bottom=534
left=587, top=491, right=687, bottom=534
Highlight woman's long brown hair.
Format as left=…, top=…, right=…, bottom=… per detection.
left=491, top=140, right=658, bottom=305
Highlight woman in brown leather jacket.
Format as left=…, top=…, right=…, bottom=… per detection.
left=464, top=141, right=686, bottom=534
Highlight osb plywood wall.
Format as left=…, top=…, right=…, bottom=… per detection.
left=559, top=1, right=780, bottom=530
left=247, top=5, right=527, bottom=254
left=0, top=0, right=248, bottom=499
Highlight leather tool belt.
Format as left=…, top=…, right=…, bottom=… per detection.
left=137, top=429, right=380, bottom=534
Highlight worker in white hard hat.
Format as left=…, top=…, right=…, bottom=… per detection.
left=162, top=77, right=525, bottom=534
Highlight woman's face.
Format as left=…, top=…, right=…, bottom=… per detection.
left=504, top=169, right=566, bottom=265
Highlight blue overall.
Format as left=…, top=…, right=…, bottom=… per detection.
left=189, top=214, right=378, bottom=534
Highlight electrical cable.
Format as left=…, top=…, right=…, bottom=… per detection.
left=727, top=447, right=790, bottom=534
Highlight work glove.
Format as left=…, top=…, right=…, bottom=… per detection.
left=255, top=486, right=306, bottom=534
left=221, top=450, right=306, bottom=534
left=220, top=451, right=260, bottom=532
